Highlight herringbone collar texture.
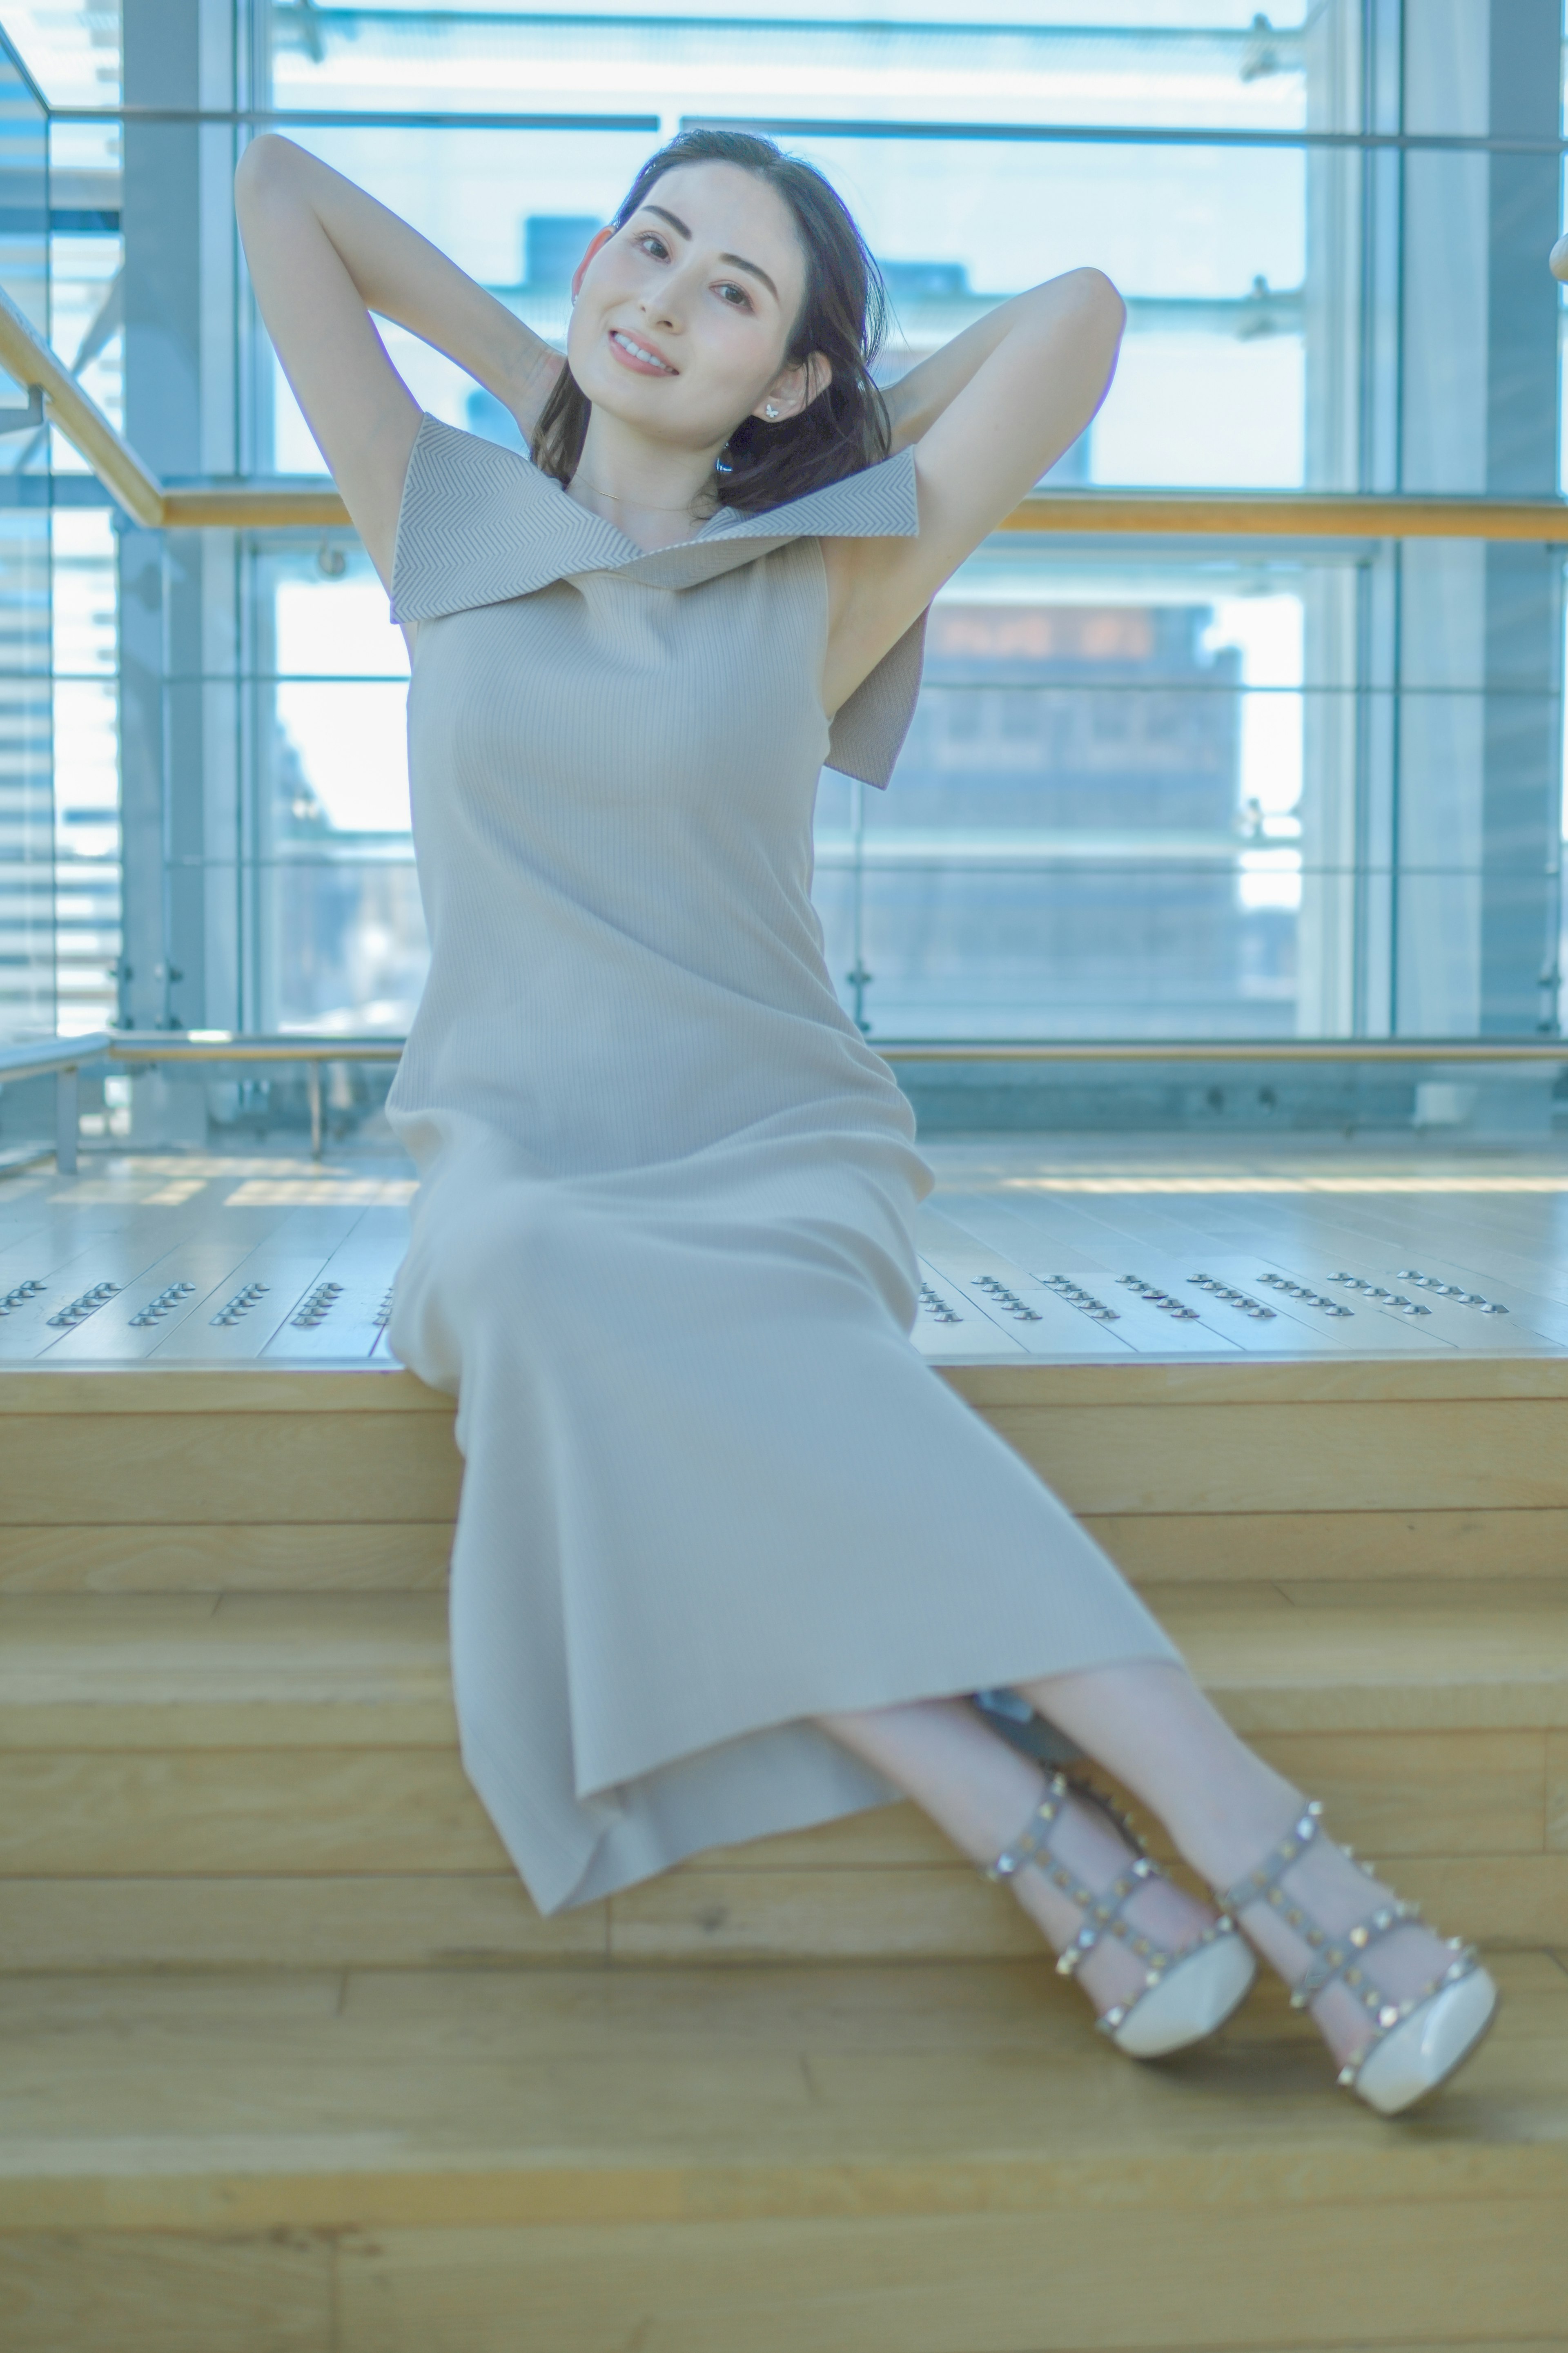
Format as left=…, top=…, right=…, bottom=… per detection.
left=390, top=411, right=921, bottom=620
left=389, top=412, right=929, bottom=788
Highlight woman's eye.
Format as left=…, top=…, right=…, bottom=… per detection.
left=716, top=282, right=751, bottom=309
left=637, top=234, right=668, bottom=260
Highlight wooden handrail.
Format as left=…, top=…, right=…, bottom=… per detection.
left=7, top=281, right=1568, bottom=542
left=160, top=484, right=353, bottom=528
left=8, top=1034, right=1568, bottom=1084
left=1003, top=490, right=1568, bottom=541
left=158, top=486, right=1568, bottom=538
left=0, top=283, right=162, bottom=526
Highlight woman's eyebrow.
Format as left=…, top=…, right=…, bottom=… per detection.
left=642, top=204, right=779, bottom=303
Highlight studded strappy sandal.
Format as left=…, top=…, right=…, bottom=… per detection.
left=1215, top=1799, right=1499, bottom=2116
left=983, top=1770, right=1257, bottom=2059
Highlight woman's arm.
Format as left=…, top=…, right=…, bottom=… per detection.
left=234, top=134, right=564, bottom=585
left=823, top=268, right=1124, bottom=715
left=880, top=287, right=1073, bottom=455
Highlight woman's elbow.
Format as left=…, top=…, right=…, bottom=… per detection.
left=1065, top=267, right=1127, bottom=341
left=234, top=131, right=305, bottom=210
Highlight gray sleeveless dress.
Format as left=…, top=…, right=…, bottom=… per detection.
left=383, top=416, right=1176, bottom=1914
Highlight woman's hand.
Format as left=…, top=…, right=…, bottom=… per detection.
left=235, top=134, right=564, bottom=587
left=821, top=268, right=1125, bottom=715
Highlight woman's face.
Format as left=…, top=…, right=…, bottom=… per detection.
left=566, top=161, right=824, bottom=454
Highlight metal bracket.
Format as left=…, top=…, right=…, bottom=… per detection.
left=0, top=384, right=44, bottom=435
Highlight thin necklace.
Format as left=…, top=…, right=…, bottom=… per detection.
left=570, top=477, right=713, bottom=512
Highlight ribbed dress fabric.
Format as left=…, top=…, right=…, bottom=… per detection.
left=384, top=415, right=1178, bottom=1915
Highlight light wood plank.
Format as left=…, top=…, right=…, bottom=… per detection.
left=0, top=1410, right=464, bottom=1524
left=7, top=1364, right=1568, bottom=1538
left=986, top=1396, right=1568, bottom=1514
left=0, top=1875, right=602, bottom=1971
left=0, top=1366, right=449, bottom=1414
left=1269, top=1576, right=1560, bottom=1610
left=0, top=1750, right=510, bottom=1875
left=0, top=2234, right=332, bottom=2353
left=7, top=1350, right=1568, bottom=1425
left=1084, top=1507, right=1568, bottom=1583
left=0, top=1845, right=1556, bottom=1973
left=1163, top=1587, right=1568, bottom=1731
left=945, top=1357, right=1568, bottom=1406
left=1, top=1956, right=1561, bottom=2233
left=679, top=1732, right=1544, bottom=1871
left=3, top=1588, right=1562, bottom=1754
left=607, top=1867, right=1042, bottom=1962
left=332, top=2201, right=1568, bottom=2353
left=333, top=1943, right=1568, bottom=2052
left=1250, top=1730, right=1546, bottom=1857
left=0, top=1522, right=453, bottom=1593
left=610, top=1851, right=1566, bottom=1959
left=0, top=1594, right=457, bottom=1749
left=1380, top=1854, right=1568, bottom=1945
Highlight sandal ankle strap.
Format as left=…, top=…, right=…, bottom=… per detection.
left=982, top=1770, right=1073, bottom=1885
left=1214, top=1797, right=1483, bottom=2087
left=982, top=1771, right=1238, bottom=2035
left=1214, top=1798, right=1326, bottom=1917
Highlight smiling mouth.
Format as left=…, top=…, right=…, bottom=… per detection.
left=609, top=328, right=677, bottom=375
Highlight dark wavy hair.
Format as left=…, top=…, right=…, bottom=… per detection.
left=530, top=129, right=891, bottom=515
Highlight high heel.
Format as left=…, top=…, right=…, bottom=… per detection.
left=983, top=1771, right=1257, bottom=2059
left=1214, top=1799, right=1499, bottom=2117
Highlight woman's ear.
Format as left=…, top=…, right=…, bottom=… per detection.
left=753, top=351, right=834, bottom=421
left=570, top=227, right=615, bottom=303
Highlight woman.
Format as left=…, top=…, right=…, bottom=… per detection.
left=237, top=127, right=1494, bottom=2114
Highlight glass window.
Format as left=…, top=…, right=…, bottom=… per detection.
left=11, top=1, right=1567, bottom=1064
left=0, top=25, right=51, bottom=1043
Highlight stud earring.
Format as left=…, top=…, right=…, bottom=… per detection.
left=764, top=401, right=780, bottom=420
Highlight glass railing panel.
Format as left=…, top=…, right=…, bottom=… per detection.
left=207, top=522, right=1568, bottom=1050
left=814, top=535, right=1566, bottom=1045
left=17, top=6, right=1566, bottom=1074
left=0, top=24, right=50, bottom=1045
left=246, top=533, right=420, bottom=1034
left=258, top=851, right=429, bottom=1038
left=50, top=505, right=120, bottom=1034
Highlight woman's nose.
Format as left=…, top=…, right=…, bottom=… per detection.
left=643, top=259, right=702, bottom=330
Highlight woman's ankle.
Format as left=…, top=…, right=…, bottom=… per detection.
left=1005, top=1791, right=1221, bottom=2017
left=1158, top=1776, right=1309, bottom=1901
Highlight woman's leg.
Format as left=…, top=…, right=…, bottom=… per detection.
left=818, top=1691, right=1224, bottom=2021
left=824, top=1657, right=1463, bottom=2066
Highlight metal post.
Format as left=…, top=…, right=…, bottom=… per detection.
left=307, top=1061, right=322, bottom=1161
left=1479, top=0, right=1564, bottom=1032
left=55, top=1066, right=78, bottom=1175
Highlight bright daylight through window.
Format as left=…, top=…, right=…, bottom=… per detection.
left=0, top=2, right=1563, bottom=1090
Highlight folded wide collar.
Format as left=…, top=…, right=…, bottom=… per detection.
left=390, top=412, right=921, bottom=622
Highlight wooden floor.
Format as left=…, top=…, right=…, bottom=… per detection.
left=3, top=1954, right=1566, bottom=2351
left=2, top=1132, right=1566, bottom=2349
left=7, top=1130, right=1568, bottom=1367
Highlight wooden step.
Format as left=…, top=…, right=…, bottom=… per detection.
left=1, top=1583, right=1562, bottom=1970
left=0, top=1953, right=1564, bottom=2351
left=7, top=1361, right=1568, bottom=1598
left=4, top=1170, right=1565, bottom=2353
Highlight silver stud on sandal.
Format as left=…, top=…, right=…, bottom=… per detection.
left=1214, top=1800, right=1500, bottom=2115
left=983, top=1772, right=1257, bottom=2059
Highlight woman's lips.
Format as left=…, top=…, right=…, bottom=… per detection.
left=608, top=327, right=677, bottom=375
